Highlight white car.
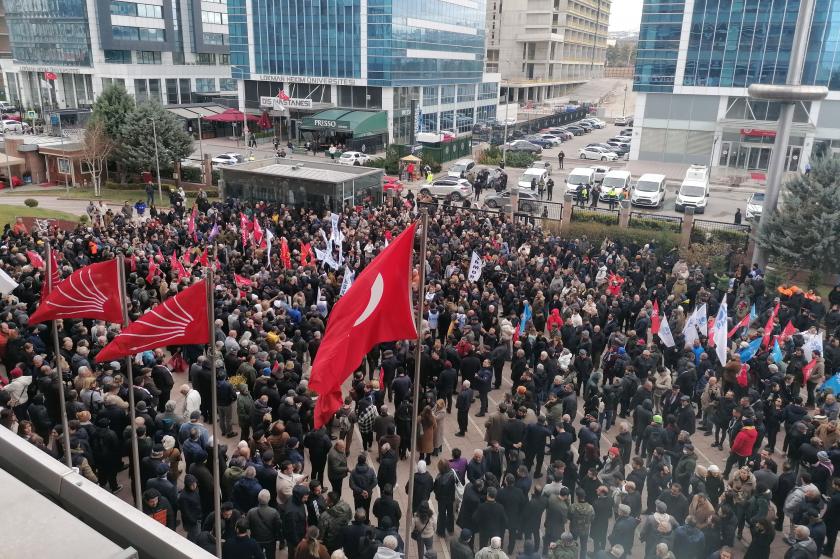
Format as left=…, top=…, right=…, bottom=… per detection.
left=420, top=178, right=473, bottom=201
left=211, top=152, right=243, bottom=166
left=538, top=134, right=563, bottom=146
left=518, top=167, right=549, bottom=190
left=578, top=146, right=618, bottom=161
left=0, top=119, right=25, bottom=133
left=746, top=192, right=765, bottom=220
left=581, top=118, right=607, bottom=129
left=675, top=164, right=710, bottom=213
left=589, top=165, right=611, bottom=183
left=631, top=173, right=668, bottom=208
left=447, top=158, right=476, bottom=178
left=338, top=151, right=370, bottom=166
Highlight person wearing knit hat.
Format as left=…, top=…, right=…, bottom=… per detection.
left=653, top=415, right=663, bottom=424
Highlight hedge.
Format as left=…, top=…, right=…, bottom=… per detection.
left=570, top=209, right=619, bottom=226
left=629, top=216, right=681, bottom=233
left=563, top=221, right=680, bottom=256
left=478, top=146, right=537, bottom=168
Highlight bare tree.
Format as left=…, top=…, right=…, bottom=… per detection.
left=80, top=121, right=113, bottom=197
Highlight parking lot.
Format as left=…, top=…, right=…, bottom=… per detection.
left=420, top=119, right=747, bottom=224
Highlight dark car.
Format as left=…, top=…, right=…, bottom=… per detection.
left=484, top=189, right=544, bottom=213
left=524, top=136, right=554, bottom=149
left=505, top=140, right=542, bottom=154
left=564, top=125, right=586, bottom=135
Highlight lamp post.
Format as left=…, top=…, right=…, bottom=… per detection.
left=747, top=0, right=826, bottom=268
left=622, top=85, right=628, bottom=118
left=151, top=117, right=163, bottom=201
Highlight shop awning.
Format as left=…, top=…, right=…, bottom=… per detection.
left=300, top=109, right=388, bottom=138
left=202, top=108, right=259, bottom=123
left=166, top=104, right=228, bottom=119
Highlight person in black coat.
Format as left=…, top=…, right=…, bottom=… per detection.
left=457, top=479, right=484, bottom=533
left=433, top=460, right=458, bottom=536
left=303, top=427, right=332, bottom=482
left=143, top=488, right=177, bottom=531
left=372, top=484, right=402, bottom=528
left=348, top=454, right=377, bottom=514
left=522, top=484, right=547, bottom=550
left=472, top=486, right=509, bottom=548
left=609, top=504, right=639, bottom=557
left=377, top=444, right=398, bottom=491
left=438, top=362, right=458, bottom=413
left=341, top=509, right=374, bottom=559
left=91, top=417, right=122, bottom=492
left=406, top=460, right=434, bottom=513
left=497, top=474, right=527, bottom=553
left=524, top=416, right=551, bottom=478
left=282, top=484, right=310, bottom=550
left=591, top=486, right=614, bottom=551
left=178, top=474, right=204, bottom=542
left=455, top=381, right=474, bottom=436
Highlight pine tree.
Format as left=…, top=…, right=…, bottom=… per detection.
left=90, top=83, right=134, bottom=143
left=757, top=155, right=840, bottom=273
left=119, top=101, right=193, bottom=175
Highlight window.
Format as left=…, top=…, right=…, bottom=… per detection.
left=112, top=26, right=165, bottom=42
left=172, top=52, right=186, bottom=65
left=180, top=79, right=192, bottom=103
left=57, top=158, right=71, bottom=174
left=137, top=3, right=163, bottom=18
left=423, top=87, right=437, bottom=106
left=166, top=79, right=178, bottom=104
left=136, top=51, right=161, bottom=64
left=218, top=54, right=230, bottom=65
left=457, top=84, right=476, bottom=103
left=104, top=49, right=131, bottom=63
left=441, top=85, right=455, bottom=104
left=195, top=78, right=216, bottom=93
left=134, top=78, right=148, bottom=103
left=196, top=53, right=216, bottom=65
left=479, top=82, right=498, bottom=100
left=203, top=33, right=227, bottom=45
left=110, top=2, right=162, bottom=18
left=148, top=79, right=161, bottom=103
left=139, top=28, right=165, bottom=42
left=201, top=10, right=228, bottom=25
left=219, top=78, right=237, bottom=91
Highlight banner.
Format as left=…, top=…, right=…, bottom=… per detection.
left=468, top=251, right=483, bottom=281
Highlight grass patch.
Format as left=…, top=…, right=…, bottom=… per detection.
left=0, top=206, right=81, bottom=226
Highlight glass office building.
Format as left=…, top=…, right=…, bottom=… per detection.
left=1, top=0, right=235, bottom=112
left=631, top=0, right=840, bottom=172
left=234, top=0, right=498, bottom=145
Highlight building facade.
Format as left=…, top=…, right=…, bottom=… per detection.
left=632, top=0, right=840, bottom=172
left=486, top=0, right=610, bottom=105
left=0, top=0, right=236, bottom=112
left=230, top=0, right=499, bottom=146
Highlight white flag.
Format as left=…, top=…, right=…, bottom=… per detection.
left=714, top=301, right=728, bottom=365
left=802, top=329, right=824, bottom=361
left=468, top=251, right=483, bottom=281
left=0, top=268, right=18, bottom=295
left=339, top=266, right=355, bottom=296
left=682, top=303, right=707, bottom=347
left=264, top=228, right=275, bottom=269
left=658, top=314, right=676, bottom=347
left=330, top=213, right=340, bottom=240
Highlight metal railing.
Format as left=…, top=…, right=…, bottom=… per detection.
left=693, top=219, right=752, bottom=234
left=570, top=205, right=619, bottom=224
left=692, top=219, right=751, bottom=250
left=628, top=211, right=683, bottom=231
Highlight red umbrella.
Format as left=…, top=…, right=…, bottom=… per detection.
left=202, top=108, right=259, bottom=123
left=257, top=111, right=271, bottom=129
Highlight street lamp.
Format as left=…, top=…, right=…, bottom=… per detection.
left=622, top=85, right=628, bottom=118
left=151, top=117, right=163, bottom=201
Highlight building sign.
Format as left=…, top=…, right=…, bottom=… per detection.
left=254, top=74, right=357, bottom=86
left=314, top=119, right=338, bottom=128
left=741, top=129, right=776, bottom=138
left=259, top=96, right=313, bottom=110
left=19, top=65, right=83, bottom=74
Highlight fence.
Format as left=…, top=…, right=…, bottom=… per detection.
left=570, top=205, right=619, bottom=225
left=692, top=219, right=751, bottom=250
left=628, top=211, right=683, bottom=232
left=417, top=198, right=563, bottom=228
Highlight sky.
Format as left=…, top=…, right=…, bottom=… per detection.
left=609, top=0, right=643, bottom=32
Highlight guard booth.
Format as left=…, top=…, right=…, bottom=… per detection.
left=299, top=109, right=388, bottom=153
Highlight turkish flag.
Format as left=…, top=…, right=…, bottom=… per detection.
left=780, top=320, right=797, bottom=340
left=737, top=364, right=749, bottom=388
left=146, top=260, right=160, bottom=284
left=728, top=314, right=750, bottom=338
left=280, top=238, right=291, bottom=269
left=706, top=316, right=716, bottom=346
left=234, top=274, right=252, bottom=287
left=310, top=222, right=417, bottom=428
left=300, top=242, right=314, bottom=266
left=278, top=90, right=290, bottom=101
left=41, top=249, right=60, bottom=301
left=197, top=248, right=209, bottom=267
left=170, top=251, right=189, bottom=280
left=30, top=260, right=123, bottom=324
left=803, top=358, right=818, bottom=384
left=253, top=217, right=264, bottom=248
left=762, top=302, right=780, bottom=348
left=651, top=300, right=661, bottom=334
left=26, top=250, right=44, bottom=269
left=44, top=71, right=57, bottom=81
left=95, top=280, right=210, bottom=362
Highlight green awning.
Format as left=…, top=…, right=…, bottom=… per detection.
left=300, top=109, right=387, bottom=138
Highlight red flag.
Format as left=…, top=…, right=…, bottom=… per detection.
left=728, top=314, right=750, bottom=338
left=253, top=217, right=264, bottom=248
left=240, top=213, right=250, bottom=248
left=41, top=249, right=60, bottom=301
left=280, top=238, right=291, bottom=269
left=278, top=90, right=290, bottom=101
left=384, top=230, right=393, bottom=242
left=737, top=364, right=748, bottom=387
left=170, top=251, right=189, bottom=280
left=156, top=247, right=163, bottom=261
left=378, top=367, right=385, bottom=390
left=234, top=274, right=252, bottom=288
left=311, top=223, right=417, bottom=428
left=187, top=205, right=197, bottom=239
left=762, top=303, right=780, bottom=348
left=27, top=250, right=44, bottom=269
left=300, top=243, right=314, bottom=266
left=95, top=280, right=210, bottom=362
left=780, top=320, right=796, bottom=340
left=803, top=358, right=817, bottom=384
left=183, top=250, right=192, bottom=266
left=29, top=260, right=123, bottom=325
left=129, top=253, right=137, bottom=272
left=707, top=316, right=717, bottom=348
left=197, top=249, right=209, bottom=267
left=146, top=261, right=160, bottom=284
left=651, top=300, right=661, bottom=334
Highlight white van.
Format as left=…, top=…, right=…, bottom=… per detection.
left=631, top=173, right=668, bottom=208
left=599, top=170, right=632, bottom=201
left=675, top=164, right=710, bottom=213
left=518, top=167, right=549, bottom=190
left=565, top=167, right=595, bottom=194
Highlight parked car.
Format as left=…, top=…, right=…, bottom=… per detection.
left=211, top=152, right=244, bottom=166
left=610, top=135, right=632, bottom=143
left=538, top=134, right=564, bottom=146
left=382, top=176, right=404, bottom=194
left=589, top=165, right=611, bottom=183
left=631, top=173, right=668, bottom=208
left=578, top=146, right=618, bottom=161
left=523, top=135, right=554, bottom=149
left=517, top=167, right=550, bottom=190
left=565, top=167, right=595, bottom=193
left=505, top=140, right=542, bottom=154
left=447, top=158, right=476, bottom=178
left=586, top=142, right=621, bottom=153
left=614, top=115, right=634, bottom=126
left=620, top=128, right=634, bottom=137
left=605, top=141, right=631, bottom=155
left=746, top=192, right=765, bottom=220
left=0, top=119, right=26, bottom=133
left=420, top=178, right=473, bottom=201
left=599, top=170, right=632, bottom=201
left=338, top=151, right=370, bottom=166
left=528, top=160, right=552, bottom=175
left=581, top=118, right=607, bottom=129
left=675, top=164, right=710, bottom=213
left=484, top=189, right=544, bottom=213
left=575, top=121, right=594, bottom=131
left=562, top=125, right=586, bottom=136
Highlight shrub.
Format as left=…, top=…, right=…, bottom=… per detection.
left=180, top=166, right=202, bottom=183
left=563, top=221, right=679, bottom=256
left=23, top=198, right=38, bottom=207
left=505, top=151, right=538, bottom=168
left=570, top=209, right=618, bottom=226
left=629, top=216, right=681, bottom=233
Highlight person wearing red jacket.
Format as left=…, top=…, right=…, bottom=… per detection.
left=546, top=308, right=564, bottom=335
left=723, top=418, right=758, bottom=477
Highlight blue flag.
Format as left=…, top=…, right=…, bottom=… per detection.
left=739, top=337, right=763, bottom=363
left=750, top=303, right=757, bottom=322
left=520, top=302, right=532, bottom=335
left=771, top=340, right=784, bottom=363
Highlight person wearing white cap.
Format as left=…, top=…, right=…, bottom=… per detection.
left=475, top=536, right=508, bottom=559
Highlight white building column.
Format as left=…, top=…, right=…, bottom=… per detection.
left=382, top=87, right=395, bottom=144
left=629, top=92, right=647, bottom=161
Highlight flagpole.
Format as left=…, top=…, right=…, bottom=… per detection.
left=46, top=241, right=72, bottom=468
left=117, top=253, right=143, bottom=510
left=206, top=249, right=223, bottom=559
left=405, top=209, right=429, bottom=553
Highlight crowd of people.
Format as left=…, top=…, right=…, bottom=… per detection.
left=1, top=190, right=840, bottom=559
